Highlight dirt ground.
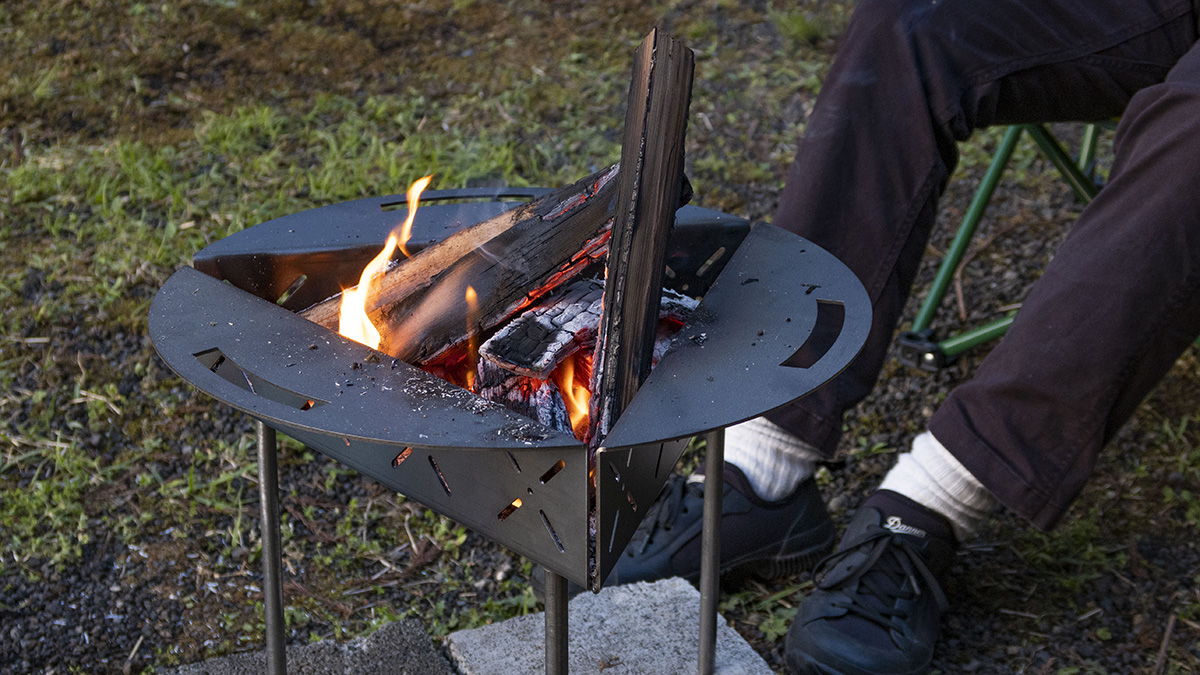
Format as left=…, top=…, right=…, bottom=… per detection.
left=3, top=1, right=1200, bottom=673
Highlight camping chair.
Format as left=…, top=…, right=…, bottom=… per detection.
left=897, top=122, right=1109, bottom=371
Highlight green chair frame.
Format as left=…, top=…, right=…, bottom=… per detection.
left=897, top=123, right=1106, bottom=371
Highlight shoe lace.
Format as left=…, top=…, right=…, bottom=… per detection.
left=813, top=525, right=949, bottom=630
left=628, top=473, right=703, bottom=555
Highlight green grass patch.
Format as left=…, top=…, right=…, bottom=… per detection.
left=0, top=434, right=127, bottom=568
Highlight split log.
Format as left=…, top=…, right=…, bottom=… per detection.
left=474, top=279, right=698, bottom=440
left=480, top=279, right=606, bottom=381
left=478, top=278, right=698, bottom=383
left=300, top=164, right=620, bottom=363
left=589, top=27, right=695, bottom=443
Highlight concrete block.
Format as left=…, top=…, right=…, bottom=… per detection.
left=446, top=577, right=773, bottom=675
left=346, top=619, right=456, bottom=674
left=160, top=618, right=452, bottom=675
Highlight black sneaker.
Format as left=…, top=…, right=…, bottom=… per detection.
left=609, top=464, right=835, bottom=586
left=532, top=464, right=835, bottom=598
left=786, top=490, right=957, bottom=675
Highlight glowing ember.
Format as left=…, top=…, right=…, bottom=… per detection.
left=338, top=175, right=433, bottom=348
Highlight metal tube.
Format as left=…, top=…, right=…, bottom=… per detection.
left=698, top=428, right=725, bottom=675
left=256, top=421, right=287, bottom=675
left=544, top=568, right=569, bottom=675
left=1078, top=122, right=1100, bottom=177
left=939, top=313, right=1016, bottom=358
left=1024, top=124, right=1099, bottom=204
left=911, top=125, right=1022, bottom=333
left=914, top=124, right=1098, bottom=359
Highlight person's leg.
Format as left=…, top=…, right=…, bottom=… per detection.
left=733, top=0, right=1194, bottom=507
left=790, top=41, right=1200, bottom=671
left=725, top=417, right=821, bottom=501
left=785, top=2, right=1199, bottom=673
left=769, top=0, right=1198, bottom=459
left=609, top=0, right=1196, bottom=598
left=931, top=38, right=1200, bottom=531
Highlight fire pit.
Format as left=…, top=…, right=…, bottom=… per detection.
left=148, top=28, right=871, bottom=675
left=149, top=184, right=867, bottom=579
left=148, top=186, right=869, bottom=672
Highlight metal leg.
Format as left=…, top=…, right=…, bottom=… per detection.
left=910, top=125, right=1022, bottom=335
left=698, top=428, right=724, bottom=675
left=544, top=567, right=569, bottom=675
left=256, top=421, right=287, bottom=675
left=1024, top=124, right=1100, bottom=204
left=1078, top=122, right=1100, bottom=178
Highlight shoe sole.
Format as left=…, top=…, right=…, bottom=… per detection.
left=790, top=654, right=845, bottom=675
left=717, top=529, right=835, bottom=586
left=789, top=652, right=931, bottom=675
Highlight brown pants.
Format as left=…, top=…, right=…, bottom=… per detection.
left=769, top=0, right=1200, bottom=528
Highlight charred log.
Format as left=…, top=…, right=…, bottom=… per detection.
left=476, top=375, right=573, bottom=437
left=479, top=279, right=605, bottom=381
left=590, top=28, right=695, bottom=443
left=300, top=164, right=620, bottom=362
left=475, top=278, right=696, bottom=441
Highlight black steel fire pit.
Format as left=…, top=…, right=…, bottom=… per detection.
left=148, top=187, right=870, bottom=673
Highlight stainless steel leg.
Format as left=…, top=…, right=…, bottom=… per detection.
left=698, top=428, right=724, bottom=675
left=257, top=421, right=287, bottom=675
left=544, top=567, right=569, bottom=675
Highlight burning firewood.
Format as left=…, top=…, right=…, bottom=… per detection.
left=474, top=278, right=698, bottom=441
left=300, top=164, right=622, bottom=362
left=302, top=26, right=696, bottom=454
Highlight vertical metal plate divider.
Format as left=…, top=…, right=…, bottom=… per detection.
left=257, top=421, right=287, bottom=675
left=698, top=428, right=724, bottom=675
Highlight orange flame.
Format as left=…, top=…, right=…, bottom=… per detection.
left=464, top=285, right=479, bottom=391
left=338, top=175, right=433, bottom=348
left=556, top=354, right=592, bottom=441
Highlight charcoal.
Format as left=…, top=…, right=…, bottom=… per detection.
left=476, top=279, right=698, bottom=439
left=477, top=376, right=573, bottom=436
left=480, top=279, right=697, bottom=381
left=480, top=279, right=605, bottom=380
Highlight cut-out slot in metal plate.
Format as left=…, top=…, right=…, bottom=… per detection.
left=194, top=348, right=327, bottom=412
left=781, top=300, right=846, bottom=369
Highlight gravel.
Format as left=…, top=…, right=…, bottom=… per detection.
left=4, top=3, right=1198, bottom=672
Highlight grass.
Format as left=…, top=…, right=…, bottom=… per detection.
left=3, top=0, right=1198, bottom=673
left=2, top=434, right=112, bottom=565
left=769, top=3, right=850, bottom=50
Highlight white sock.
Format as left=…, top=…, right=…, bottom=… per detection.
left=878, top=431, right=998, bottom=541
left=723, top=417, right=820, bottom=501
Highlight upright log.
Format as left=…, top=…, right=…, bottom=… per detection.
left=590, top=28, right=695, bottom=442
left=300, top=165, right=619, bottom=363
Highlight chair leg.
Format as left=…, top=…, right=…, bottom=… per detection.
left=1078, top=122, right=1101, bottom=181
left=1023, top=124, right=1100, bottom=204
left=911, top=126, right=1023, bottom=335
left=901, top=123, right=1107, bottom=370
left=899, top=125, right=1023, bottom=370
